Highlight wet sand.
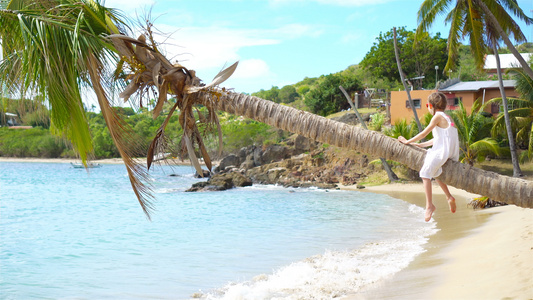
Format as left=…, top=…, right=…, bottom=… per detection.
left=341, top=182, right=533, bottom=300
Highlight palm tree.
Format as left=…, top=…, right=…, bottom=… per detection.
left=451, top=100, right=502, bottom=165
left=416, top=0, right=533, bottom=79
left=1, top=1, right=532, bottom=218
left=490, top=66, right=533, bottom=161
left=393, top=27, right=424, bottom=133
left=416, top=0, right=530, bottom=177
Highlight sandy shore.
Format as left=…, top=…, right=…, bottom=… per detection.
left=341, top=182, right=533, bottom=300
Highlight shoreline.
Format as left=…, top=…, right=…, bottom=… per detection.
left=0, top=156, right=204, bottom=166
left=341, top=182, right=533, bottom=300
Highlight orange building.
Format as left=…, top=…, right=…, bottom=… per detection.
left=390, top=80, right=519, bottom=125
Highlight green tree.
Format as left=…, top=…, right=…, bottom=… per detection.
left=304, top=73, right=362, bottom=116
left=278, top=85, right=299, bottom=103
left=252, top=86, right=280, bottom=103
left=360, top=27, right=448, bottom=89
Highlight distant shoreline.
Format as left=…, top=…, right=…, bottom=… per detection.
left=0, top=156, right=208, bottom=166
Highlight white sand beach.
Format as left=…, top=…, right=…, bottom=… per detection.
left=341, top=182, right=533, bottom=300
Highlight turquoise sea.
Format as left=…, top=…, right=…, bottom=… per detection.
left=0, top=162, right=437, bottom=299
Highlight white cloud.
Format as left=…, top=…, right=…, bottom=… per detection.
left=136, top=21, right=322, bottom=92
left=232, top=59, right=271, bottom=79
left=159, top=25, right=278, bottom=71
left=154, top=22, right=319, bottom=73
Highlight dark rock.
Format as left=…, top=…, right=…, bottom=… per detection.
left=253, top=147, right=263, bottom=166
left=237, top=147, right=248, bottom=162
left=185, top=172, right=252, bottom=192
left=185, top=181, right=209, bottom=192
left=194, top=169, right=211, bottom=178
left=240, top=154, right=255, bottom=170
left=215, top=154, right=241, bottom=173
left=358, top=155, right=369, bottom=168
left=294, top=135, right=315, bottom=153
left=314, top=182, right=338, bottom=190
left=332, top=113, right=359, bottom=125
left=267, top=167, right=288, bottom=182
left=261, top=145, right=290, bottom=164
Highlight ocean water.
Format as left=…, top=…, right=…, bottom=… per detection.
left=0, top=162, right=437, bottom=299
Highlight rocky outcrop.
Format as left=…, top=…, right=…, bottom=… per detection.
left=187, top=133, right=384, bottom=192
left=185, top=172, right=252, bottom=192
left=213, top=138, right=312, bottom=173
left=244, top=148, right=371, bottom=190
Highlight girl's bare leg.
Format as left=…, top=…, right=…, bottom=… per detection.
left=436, top=179, right=456, bottom=213
left=422, top=178, right=436, bottom=222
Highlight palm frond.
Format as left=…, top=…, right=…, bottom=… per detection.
left=108, top=32, right=238, bottom=179
left=470, top=137, right=502, bottom=157
left=444, top=2, right=466, bottom=71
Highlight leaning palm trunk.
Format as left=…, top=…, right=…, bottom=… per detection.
left=196, top=91, right=533, bottom=207
left=110, top=33, right=532, bottom=211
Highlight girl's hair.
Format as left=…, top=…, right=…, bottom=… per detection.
left=428, top=92, right=447, bottom=110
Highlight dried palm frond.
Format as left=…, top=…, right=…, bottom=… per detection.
left=108, top=32, right=238, bottom=178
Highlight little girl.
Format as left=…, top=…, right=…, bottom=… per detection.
left=398, top=92, right=460, bottom=222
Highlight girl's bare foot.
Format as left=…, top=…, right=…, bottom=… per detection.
left=425, top=204, right=436, bottom=222
left=448, top=197, right=456, bottom=213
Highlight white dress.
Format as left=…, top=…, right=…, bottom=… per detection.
left=419, top=112, right=460, bottom=179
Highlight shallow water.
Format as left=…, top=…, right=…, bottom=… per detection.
left=0, top=162, right=437, bottom=299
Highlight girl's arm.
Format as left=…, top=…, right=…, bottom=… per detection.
left=398, top=114, right=441, bottom=145
left=414, top=139, right=434, bottom=148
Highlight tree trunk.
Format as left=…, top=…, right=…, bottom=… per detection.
left=478, top=1, right=533, bottom=80
left=339, top=85, right=398, bottom=182
left=493, top=45, right=523, bottom=177
left=393, top=27, right=423, bottom=132
left=197, top=91, right=533, bottom=208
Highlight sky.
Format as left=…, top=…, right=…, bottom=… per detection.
left=106, top=0, right=533, bottom=94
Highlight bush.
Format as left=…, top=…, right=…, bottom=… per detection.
left=0, top=127, right=67, bottom=158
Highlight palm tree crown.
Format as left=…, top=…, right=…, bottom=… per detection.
left=416, top=0, right=532, bottom=73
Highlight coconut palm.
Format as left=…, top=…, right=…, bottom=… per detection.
left=416, top=0, right=533, bottom=79
left=416, top=0, right=530, bottom=177
left=1, top=1, right=532, bottom=218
